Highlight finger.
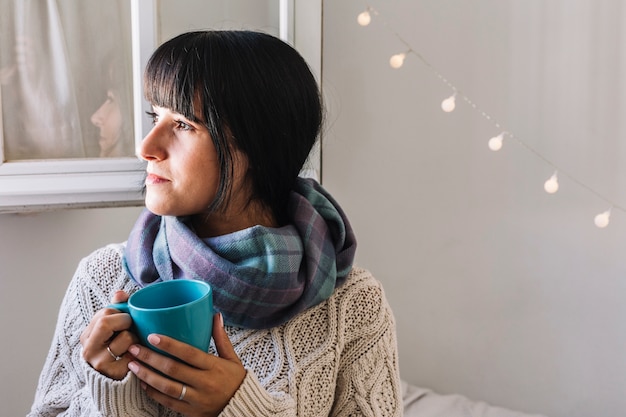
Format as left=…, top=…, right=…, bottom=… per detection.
left=129, top=334, right=246, bottom=414
left=128, top=340, right=193, bottom=378
left=107, top=330, right=139, bottom=360
left=128, top=356, right=193, bottom=404
left=93, top=312, right=134, bottom=339
left=106, top=344, right=124, bottom=361
left=141, top=314, right=241, bottom=369
left=130, top=335, right=231, bottom=385
left=85, top=330, right=137, bottom=380
left=81, top=308, right=132, bottom=351
left=144, top=334, right=209, bottom=370
left=212, top=313, right=240, bottom=363
left=80, top=318, right=96, bottom=344
left=135, top=373, right=192, bottom=414
left=110, top=290, right=129, bottom=304
left=80, top=307, right=111, bottom=343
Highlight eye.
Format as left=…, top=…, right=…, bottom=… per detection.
left=146, top=111, right=158, bottom=125
left=175, top=120, right=193, bottom=131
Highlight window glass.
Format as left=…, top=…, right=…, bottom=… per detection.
left=0, top=0, right=134, bottom=161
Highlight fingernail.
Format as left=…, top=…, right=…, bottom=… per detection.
left=128, top=362, right=139, bottom=373
left=148, top=334, right=161, bottom=345
left=218, top=312, right=224, bottom=328
left=128, top=345, right=139, bottom=356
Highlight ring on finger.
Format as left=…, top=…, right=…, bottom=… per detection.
left=107, top=345, right=123, bottom=361
left=178, top=384, right=187, bottom=401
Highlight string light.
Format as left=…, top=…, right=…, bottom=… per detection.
left=441, top=94, right=456, bottom=112
left=389, top=52, right=406, bottom=69
left=488, top=133, right=504, bottom=151
left=544, top=172, right=559, bottom=194
left=356, top=3, right=626, bottom=228
left=594, top=209, right=611, bottom=228
left=358, top=9, right=372, bottom=26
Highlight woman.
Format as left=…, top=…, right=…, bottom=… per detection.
left=90, top=54, right=134, bottom=157
left=29, top=30, right=402, bottom=417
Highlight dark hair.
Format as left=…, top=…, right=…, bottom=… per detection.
left=107, top=52, right=134, bottom=147
left=144, top=30, right=323, bottom=224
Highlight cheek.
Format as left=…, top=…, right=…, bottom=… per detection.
left=106, top=107, right=123, bottom=133
left=178, top=155, right=221, bottom=209
left=197, top=166, right=220, bottom=201
left=97, top=104, right=122, bottom=136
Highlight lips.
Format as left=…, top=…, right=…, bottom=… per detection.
left=145, top=173, right=170, bottom=185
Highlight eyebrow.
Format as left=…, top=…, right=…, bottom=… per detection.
left=187, top=113, right=204, bottom=124
left=154, top=105, right=205, bottom=125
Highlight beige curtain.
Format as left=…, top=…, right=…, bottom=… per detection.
left=0, top=0, right=133, bottom=160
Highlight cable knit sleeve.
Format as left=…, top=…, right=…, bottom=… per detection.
left=28, top=244, right=157, bottom=417
left=331, top=268, right=403, bottom=417
left=218, top=370, right=297, bottom=417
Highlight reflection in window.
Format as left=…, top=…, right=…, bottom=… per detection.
left=0, top=0, right=134, bottom=161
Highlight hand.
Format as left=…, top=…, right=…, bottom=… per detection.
left=127, top=313, right=246, bottom=417
left=80, top=290, right=139, bottom=380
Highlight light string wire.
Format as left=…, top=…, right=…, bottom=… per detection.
left=357, top=3, right=625, bottom=227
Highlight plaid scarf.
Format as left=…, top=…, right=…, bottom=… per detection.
left=123, top=178, right=357, bottom=329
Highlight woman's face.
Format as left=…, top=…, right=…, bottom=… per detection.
left=139, top=105, right=221, bottom=217
left=91, top=90, right=123, bottom=157
left=139, top=105, right=271, bottom=236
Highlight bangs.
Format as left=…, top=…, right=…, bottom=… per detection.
left=143, top=40, right=200, bottom=120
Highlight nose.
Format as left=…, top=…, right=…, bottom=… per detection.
left=91, top=104, right=104, bottom=127
left=138, top=121, right=167, bottom=161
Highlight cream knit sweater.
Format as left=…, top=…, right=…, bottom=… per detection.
left=29, top=243, right=402, bottom=417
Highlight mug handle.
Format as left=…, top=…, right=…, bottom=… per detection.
left=107, top=302, right=130, bottom=313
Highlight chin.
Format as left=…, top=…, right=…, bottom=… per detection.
left=145, top=200, right=193, bottom=218
left=145, top=192, right=211, bottom=218
left=144, top=198, right=172, bottom=217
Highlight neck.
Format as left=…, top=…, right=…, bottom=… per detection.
left=191, top=204, right=277, bottom=238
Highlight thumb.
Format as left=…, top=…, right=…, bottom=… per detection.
left=110, top=290, right=129, bottom=304
left=212, top=313, right=239, bottom=362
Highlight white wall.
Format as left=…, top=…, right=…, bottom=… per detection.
left=322, top=1, right=626, bottom=417
left=0, top=207, right=143, bottom=416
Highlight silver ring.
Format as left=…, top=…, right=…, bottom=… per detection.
left=106, top=345, right=123, bottom=361
left=178, top=384, right=187, bottom=401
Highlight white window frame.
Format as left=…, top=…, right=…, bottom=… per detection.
left=0, top=0, right=321, bottom=213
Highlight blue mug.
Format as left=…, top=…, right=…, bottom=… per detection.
left=109, top=279, right=213, bottom=355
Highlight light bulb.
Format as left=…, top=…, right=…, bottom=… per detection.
left=594, top=210, right=611, bottom=228
left=441, top=95, right=456, bottom=112
left=488, top=133, right=503, bottom=151
left=357, top=10, right=371, bottom=26
left=389, top=53, right=405, bottom=69
left=544, top=172, right=559, bottom=194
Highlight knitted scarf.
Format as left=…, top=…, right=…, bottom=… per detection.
left=123, top=177, right=357, bottom=329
